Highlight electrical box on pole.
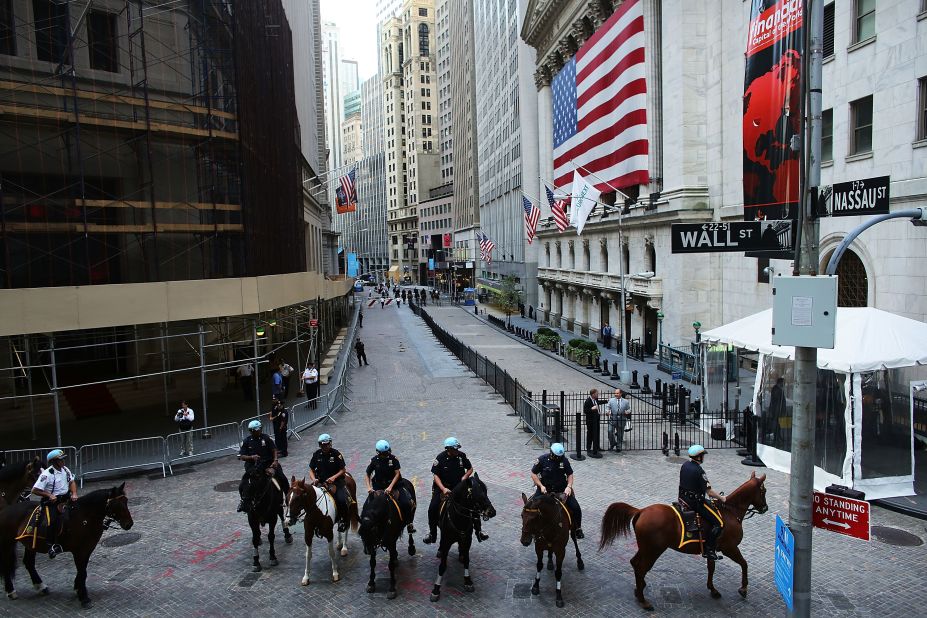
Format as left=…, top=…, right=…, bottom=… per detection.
left=771, top=275, right=837, bottom=349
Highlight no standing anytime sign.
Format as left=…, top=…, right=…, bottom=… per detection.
left=812, top=491, right=871, bottom=541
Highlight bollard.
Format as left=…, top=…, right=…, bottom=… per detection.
left=654, top=378, right=663, bottom=399
left=668, top=383, right=678, bottom=406
left=542, top=389, right=548, bottom=406
left=630, top=370, right=640, bottom=390
left=611, top=361, right=620, bottom=380
left=673, top=432, right=680, bottom=456
left=587, top=356, right=597, bottom=370
left=662, top=381, right=669, bottom=401
left=662, top=431, right=669, bottom=456
left=642, top=373, right=651, bottom=394
left=475, top=306, right=479, bottom=315
left=571, top=412, right=585, bottom=461
left=601, top=359, right=610, bottom=376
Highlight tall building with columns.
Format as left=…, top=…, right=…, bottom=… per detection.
left=522, top=0, right=927, bottom=353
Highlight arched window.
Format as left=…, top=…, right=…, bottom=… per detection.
left=418, top=23, right=429, bottom=56
left=832, top=248, right=869, bottom=307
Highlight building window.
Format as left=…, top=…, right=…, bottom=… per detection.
left=33, top=0, right=68, bottom=63
left=832, top=248, right=868, bottom=307
left=823, top=3, right=834, bottom=57
left=853, top=0, right=875, bottom=43
left=918, top=77, right=927, bottom=142
left=419, top=7, right=427, bottom=16
left=849, top=96, right=873, bottom=155
left=0, top=0, right=15, bottom=56
left=822, top=108, right=833, bottom=161
left=418, top=23, right=429, bottom=56
left=88, top=11, right=118, bottom=72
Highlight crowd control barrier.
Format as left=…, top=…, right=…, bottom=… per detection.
left=78, top=436, right=168, bottom=486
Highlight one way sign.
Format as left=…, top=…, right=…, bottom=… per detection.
left=671, top=220, right=793, bottom=254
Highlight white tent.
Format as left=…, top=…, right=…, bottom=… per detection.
left=703, top=307, right=927, bottom=499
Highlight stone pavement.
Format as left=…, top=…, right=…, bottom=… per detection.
left=3, top=300, right=925, bottom=617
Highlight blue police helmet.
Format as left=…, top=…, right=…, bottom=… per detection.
left=375, top=439, right=391, bottom=453
left=248, top=420, right=262, bottom=431
left=46, top=449, right=66, bottom=463
left=550, top=443, right=565, bottom=457
left=443, top=437, right=461, bottom=449
left=318, top=433, right=332, bottom=444
left=688, top=444, right=706, bottom=458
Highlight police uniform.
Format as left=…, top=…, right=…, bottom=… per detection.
left=678, top=459, right=723, bottom=557
left=365, top=453, right=412, bottom=519
left=426, top=450, right=473, bottom=539
left=238, top=432, right=288, bottom=500
left=32, top=464, right=75, bottom=551
left=310, top=447, right=347, bottom=515
left=531, top=454, right=582, bottom=530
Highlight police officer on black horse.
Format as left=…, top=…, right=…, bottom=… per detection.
left=530, top=443, right=584, bottom=539
left=237, top=420, right=289, bottom=513
left=422, top=437, right=487, bottom=546
left=308, top=433, right=349, bottom=530
left=678, top=444, right=726, bottom=561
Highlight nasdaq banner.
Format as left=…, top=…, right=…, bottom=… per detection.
left=743, top=0, right=804, bottom=257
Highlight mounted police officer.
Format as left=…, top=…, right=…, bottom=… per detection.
left=237, top=419, right=288, bottom=513
left=308, top=433, right=349, bottom=530
left=530, top=443, right=583, bottom=539
left=422, top=437, right=487, bottom=545
left=364, top=439, right=414, bottom=528
left=31, top=449, right=78, bottom=558
left=679, top=444, right=726, bottom=561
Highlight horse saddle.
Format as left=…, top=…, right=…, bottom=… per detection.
left=16, top=505, right=59, bottom=548
left=671, top=501, right=723, bottom=548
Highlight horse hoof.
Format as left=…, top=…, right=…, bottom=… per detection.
left=738, top=588, right=748, bottom=599
left=430, top=593, right=440, bottom=602
left=531, top=586, right=539, bottom=596
left=80, top=599, right=92, bottom=609
left=366, top=584, right=375, bottom=594
left=332, top=573, right=340, bottom=583
left=577, top=558, right=585, bottom=571
left=40, top=586, right=49, bottom=596
left=408, top=546, right=416, bottom=556
left=710, top=590, right=722, bottom=599
left=270, top=558, right=279, bottom=567
left=556, top=599, right=565, bottom=608
left=285, top=534, right=293, bottom=545
left=252, top=565, right=262, bottom=573
left=301, top=577, right=310, bottom=586
left=6, top=591, right=17, bottom=600
left=340, top=548, right=348, bottom=557
left=638, top=600, right=654, bottom=612
left=387, top=590, right=397, bottom=600
left=463, top=583, right=474, bottom=593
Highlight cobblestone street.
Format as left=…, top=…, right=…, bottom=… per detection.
left=5, top=304, right=925, bottom=617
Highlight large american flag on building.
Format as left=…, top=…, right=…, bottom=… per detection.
left=552, top=0, right=649, bottom=192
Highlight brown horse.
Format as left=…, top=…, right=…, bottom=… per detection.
left=519, top=492, right=584, bottom=608
left=0, top=483, right=134, bottom=608
left=599, top=472, right=768, bottom=611
left=288, top=474, right=359, bottom=585
left=0, top=458, right=41, bottom=509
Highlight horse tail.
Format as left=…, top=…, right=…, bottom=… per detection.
left=348, top=498, right=360, bottom=532
left=599, top=502, right=640, bottom=551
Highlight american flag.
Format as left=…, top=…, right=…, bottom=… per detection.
left=545, top=185, right=569, bottom=232
left=552, top=0, right=649, bottom=191
left=522, top=196, right=541, bottom=244
left=477, top=232, right=496, bottom=264
left=340, top=166, right=357, bottom=204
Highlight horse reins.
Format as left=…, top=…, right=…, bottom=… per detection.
left=101, top=495, right=128, bottom=530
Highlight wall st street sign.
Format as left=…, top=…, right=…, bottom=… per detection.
left=671, top=221, right=793, bottom=254
left=829, top=175, right=890, bottom=217
left=811, top=491, right=871, bottom=541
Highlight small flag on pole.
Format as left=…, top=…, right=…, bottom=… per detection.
left=335, top=166, right=357, bottom=214
left=522, top=196, right=541, bottom=244
left=570, top=170, right=601, bottom=235
left=546, top=185, right=569, bottom=232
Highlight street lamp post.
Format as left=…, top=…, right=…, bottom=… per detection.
left=656, top=311, right=664, bottom=348
left=692, top=321, right=702, bottom=343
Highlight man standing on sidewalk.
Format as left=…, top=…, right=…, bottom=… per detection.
left=279, top=360, right=294, bottom=400
left=303, top=362, right=320, bottom=409
left=602, top=323, right=612, bottom=350
left=607, top=389, right=631, bottom=452
left=583, top=389, right=602, bottom=458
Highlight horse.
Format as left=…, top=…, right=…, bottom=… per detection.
left=599, top=471, right=768, bottom=611
left=241, top=466, right=292, bottom=572
left=288, top=474, right=359, bottom=585
left=357, top=478, right=417, bottom=599
left=0, top=483, right=134, bottom=608
left=429, top=474, right=496, bottom=602
left=0, top=458, right=41, bottom=509
left=519, top=492, right=584, bottom=608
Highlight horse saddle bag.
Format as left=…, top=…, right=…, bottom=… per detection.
left=16, top=504, right=57, bottom=548
left=672, top=501, right=702, bottom=538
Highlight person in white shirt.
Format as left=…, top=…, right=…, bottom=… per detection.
left=302, top=362, right=320, bottom=410
left=237, top=362, right=254, bottom=401
left=31, top=449, right=77, bottom=558
left=175, top=401, right=195, bottom=456
left=279, top=361, right=294, bottom=399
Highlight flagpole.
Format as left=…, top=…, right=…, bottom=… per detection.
left=569, top=159, right=632, bottom=201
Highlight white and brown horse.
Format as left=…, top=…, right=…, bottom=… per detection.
left=288, top=476, right=358, bottom=585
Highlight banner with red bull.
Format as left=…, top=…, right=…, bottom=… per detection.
left=743, top=0, right=804, bottom=257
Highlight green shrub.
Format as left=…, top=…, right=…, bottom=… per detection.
left=535, top=334, right=559, bottom=350
left=537, top=326, right=558, bottom=338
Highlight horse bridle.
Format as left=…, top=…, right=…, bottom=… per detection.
left=523, top=496, right=565, bottom=546
left=101, top=494, right=129, bottom=530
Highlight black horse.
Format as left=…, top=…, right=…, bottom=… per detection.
left=520, top=492, right=584, bottom=608
left=0, top=483, right=133, bottom=608
left=430, top=474, right=497, bottom=602
left=0, top=458, right=41, bottom=509
left=242, top=467, right=292, bottom=572
left=357, top=478, right=417, bottom=599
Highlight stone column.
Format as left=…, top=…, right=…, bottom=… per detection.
left=536, top=65, right=553, bottom=205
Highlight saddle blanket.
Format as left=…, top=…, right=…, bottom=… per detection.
left=670, top=502, right=723, bottom=549
left=15, top=505, right=54, bottom=549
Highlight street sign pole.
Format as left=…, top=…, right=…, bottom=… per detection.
left=789, top=2, right=823, bottom=616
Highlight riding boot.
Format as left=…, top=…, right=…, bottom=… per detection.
left=45, top=504, right=62, bottom=558
left=702, top=525, right=723, bottom=561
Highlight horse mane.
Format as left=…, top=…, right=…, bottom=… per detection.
left=723, top=475, right=763, bottom=510
left=76, top=487, right=119, bottom=510
left=0, top=460, right=29, bottom=482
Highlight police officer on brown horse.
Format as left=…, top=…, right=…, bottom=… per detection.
left=678, top=444, right=726, bottom=561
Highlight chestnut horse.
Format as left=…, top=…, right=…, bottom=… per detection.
left=599, top=472, right=768, bottom=611
left=0, top=458, right=41, bottom=509
left=288, top=474, right=359, bottom=585
left=519, top=492, right=584, bottom=608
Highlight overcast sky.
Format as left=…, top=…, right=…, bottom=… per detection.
left=320, top=0, right=379, bottom=81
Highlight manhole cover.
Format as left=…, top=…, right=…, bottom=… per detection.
left=130, top=496, right=152, bottom=506
left=512, top=582, right=532, bottom=599
left=214, top=480, right=241, bottom=493
left=101, top=532, right=142, bottom=548
left=871, top=525, right=923, bottom=547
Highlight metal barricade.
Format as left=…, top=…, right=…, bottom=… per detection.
left=165, top=423, right=240, bottom=466
left=517, top=395, right=551, bottom=445
left=77, top=437, right=167, bottom=487
left=239, top=414, right=274, bottom=441
left=289, top=395, right=329, bottom=432
left=1, top=446, right=77, bottom=468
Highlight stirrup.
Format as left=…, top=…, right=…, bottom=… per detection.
left=48, top=544, right=62, bottom=559
left=476, top=531, right=489, bottom=542
left=573, top=528, right=585, bottom=540
left=422, top=534, right=436, bottom=544
left=702, top=550, right=722, bottom=561
left=337, top=521, right=347, bottom=532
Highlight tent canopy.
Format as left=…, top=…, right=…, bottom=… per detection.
left=702, top=307, right=927, bottom=373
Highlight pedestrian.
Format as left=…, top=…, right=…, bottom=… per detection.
left=174, top=400, right=195, bottom=456
left=402, top=290, right=407, bottom=302
left=355, top=338, right=369, bottom=366
left=602, top=323, right=612, bottom=349
left=302, top=362, right=320, bottom=409
left=380, top=297, right=385, bottom=309
left=271, top=366, right=284, bottom=401
left=279, top=360, right=294, bottom=400
left=397, top=297, right=403, bottom=307
left=583, top=388, right=602, bottom=458
left=269, top=397, right=288, bottom=457
left=237, top=362, right=254, bottom=401
left=607, top=389, right=631, bottom=452
left=359, top=310, right=364, bottom=328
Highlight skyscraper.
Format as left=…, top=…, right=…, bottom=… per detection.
left=358, top=75, right=390, bottom=278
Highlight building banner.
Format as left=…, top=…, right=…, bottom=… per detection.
left=443, top=233, right=452, bottom=248
left=743, top=0, right=804, bottom=257
left=335, top=185, right=356, bottom=214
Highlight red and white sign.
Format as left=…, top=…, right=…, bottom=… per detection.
left=309, top=319, right=319, bottom=328
left=812, top=491, right=870, bottom=541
